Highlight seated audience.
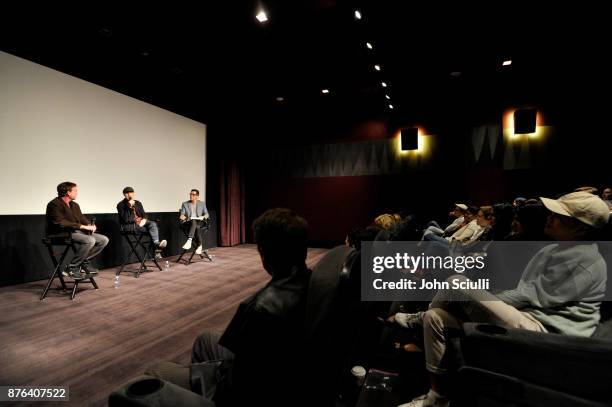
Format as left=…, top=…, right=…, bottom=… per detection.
left=421, top=204, right=467, bottom=240
left=393, top=191, right=609, bottom=407
left=423, top=206, right=480, bottom=245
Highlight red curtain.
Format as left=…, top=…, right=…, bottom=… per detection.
left=219, top=159, right=246, bottom=246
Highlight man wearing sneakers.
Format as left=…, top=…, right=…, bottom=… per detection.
left=179, top=189, right=209, bottom=255
left=117, top=187, right=167, bottom=253
left=46, top=181, right=109, bottom=279
left=391, top=191, right=610, bottom=407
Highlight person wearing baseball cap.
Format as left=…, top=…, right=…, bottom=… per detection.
left=541, top=191, right=610, bottom=237
left=421, top=203, right=469, bottom=240
left=117, top=186, right=167, bottom=252
left=395, top=191, right=609, bottom=407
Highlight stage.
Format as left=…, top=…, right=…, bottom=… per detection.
left=0, top=244, right=328, bottom=406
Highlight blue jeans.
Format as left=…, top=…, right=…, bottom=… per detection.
left=131, top=220, right=160, bottom=242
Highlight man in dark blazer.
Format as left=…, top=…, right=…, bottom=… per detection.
left=46, top=181, right=109, bottom=279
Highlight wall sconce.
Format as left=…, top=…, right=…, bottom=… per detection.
left=513, top=108, right=537, bottom=134
left=400, top=127, right=418, bottom=151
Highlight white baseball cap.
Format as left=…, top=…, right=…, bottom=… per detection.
left=454, top=203, right=468, bottom=211
left=540, top=191, right=610, bottom=229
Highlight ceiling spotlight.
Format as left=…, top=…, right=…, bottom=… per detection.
left=321, top=89, right=330, bottom=94
left=385, top=94, right=390, bottom=100
left=374, top=64, right=381, bottom=71
left=354, top=10, right=362, bottom=20
left=502, top=60, right=512, bottom=66
left=256, top=10, right=268, bottom=23
left=381, top=82, right=387, bottom=88
left=366, top=42, right=373, bottom=49
left=276, top=96, right=284, bottom=102
left=388, top=104, right=394, bottom=109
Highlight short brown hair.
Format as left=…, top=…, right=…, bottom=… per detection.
left=57, top=182, right=76, bottom=197
left=253, top=208, right=308, bottom=270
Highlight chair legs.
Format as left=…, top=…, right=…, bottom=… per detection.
left=41, top=243, right=98, bottom=301
left=118, top=233, right=162, bottom=277
left=176, top=247, right=213, bottom=265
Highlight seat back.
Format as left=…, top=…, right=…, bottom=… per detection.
left=456, top=323, right=612, bottom=406
left=303, top=245, right=365, bottom=406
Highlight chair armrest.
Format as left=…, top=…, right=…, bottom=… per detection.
left=460, top=323, right=612, bottom=401
left=109, top=375, right=214, bottom=407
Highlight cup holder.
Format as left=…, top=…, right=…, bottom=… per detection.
left=476, top=324, right=508, bottom=335
left=126, top=378, right=164, bottom=398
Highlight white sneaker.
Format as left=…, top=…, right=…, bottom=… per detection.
left=158, top=239, right=167, bottom=249
left=394, top=311, right=425, bottom=329
left=195, top=245, right=203, bottom=255
left=182, top=239, right=192, bottom=250
left=398, top=394, right=427, bottom=407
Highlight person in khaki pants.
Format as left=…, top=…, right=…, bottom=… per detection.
left=392, top=191, right=610, bottom=407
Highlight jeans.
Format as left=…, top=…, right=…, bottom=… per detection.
left=131, top=220, right=160, bottom=242
left=423, top=233, right=450, bottom=245
left=70, top=230, right=109, bottom=265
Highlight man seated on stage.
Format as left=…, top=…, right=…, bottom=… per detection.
left=46, top=181, right=109, bottom=279
left=146, top=208, right=312, bottom=407
left=117, top=187, right=167, bottom=252
left=179, top=189, right=209, bottom=255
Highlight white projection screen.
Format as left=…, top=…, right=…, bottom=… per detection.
left=0, top=51, right=206, bottom=215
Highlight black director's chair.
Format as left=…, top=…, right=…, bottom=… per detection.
left=117, top=224, right=162, bottom=278
left=176, top=219, right=214, bottom=265
left=40, top=234, right=98, bottom=301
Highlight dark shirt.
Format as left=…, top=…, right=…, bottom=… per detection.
left=45, top=197, right=89, bottom=234
left=216, top=265, right=311, bottom=407
left=116, top=199, right=146, bottom=226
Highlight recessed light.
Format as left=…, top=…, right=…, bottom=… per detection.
left=374, top=64, right=381, bottom=71
left=321, top=89, right=330, bottom=94
left=388, top=104, right=394, bottom=109
left=276, top=96, right=284, bottom=102
left=256, top=10, right=268, bottom=23
left=366, top=42, right=373, bottom=49
left=381, top=82, right=387, bottom=87
left=385, top=94, right=390, bottom=100
left=354, top=10, right=362, bottom=20
left=502, top=60, right=512, bottom=66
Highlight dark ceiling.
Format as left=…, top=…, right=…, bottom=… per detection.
left=1, top=2, right=608, bottom=131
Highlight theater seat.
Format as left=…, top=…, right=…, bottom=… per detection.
left=454, top=323, right=612, bottom=407
left=109, top=376, right=213, bottom=407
